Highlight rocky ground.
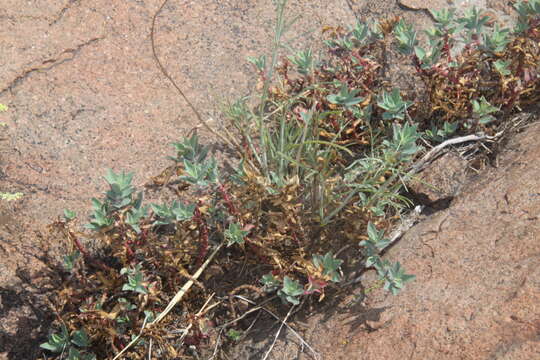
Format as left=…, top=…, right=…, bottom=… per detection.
left=0, top=0, right=538, bottom=359
left=237, top=118, right=540, bottom=359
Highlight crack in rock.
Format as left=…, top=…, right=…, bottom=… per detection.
left=49, top=0, right=81, bottom=26
left=0, top=37, right=104, bottom=96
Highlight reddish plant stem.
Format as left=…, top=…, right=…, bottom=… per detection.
left=138, top=227, right=148, bottom=245
left=443, top=33, right=452, bottom=63
left=291, top=229, right=302, bottom=246
left=194, top=203, right=209, bottom=267
left=125, top=239, right=135, bottom=260
left=218, top=183, right=237, bottom=217
left=69, top=230, right=90, bottom=257
left=68, top=229, right=111, bottom=272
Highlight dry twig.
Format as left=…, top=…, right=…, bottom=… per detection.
left=262, top=305, right=295, bottom=360
left=112, top=244, right=224, bottom=359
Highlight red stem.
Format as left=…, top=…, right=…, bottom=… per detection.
left=69, top=230, right=111, bottom=272
left=194, top=203, right=209, bottom=267
left=70, top=230, right=90, bottom=257
left=218, top=183, right=237, bottom=216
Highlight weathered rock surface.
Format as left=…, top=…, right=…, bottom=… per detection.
left=0, top=0, right=534, bottom=359
left=399, top=0, right=451, bottom=11
left=233, top=121, right=540, bottom=360
left=329, top=122, right=540, bottom=359
left=408, top=152, right=468, bottom=209
left=0, top=1, right=392, bottom=358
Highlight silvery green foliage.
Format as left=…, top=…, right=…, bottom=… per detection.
left=514, top=0, right=540, bottom=33
left=415, top=6, right=516, bottom=63
left=288, top=49, right=314, bottom=75
left=394, top=19, right=418, bottom=55
left=247, top=54, right=267, bottom=72
left=342, top=124, right=420, bottom=218
left=171, top=134, right=219, bottom=187
left=382, top=123, right=422, bottom=163
left=125, top=192, right=148, bottom=233
left=471, top=96, right=500, bottom=124
left=40, top=325, right=96, bottom=360
left=63, top=251, right=80, bottom=272
left=482, top=24, right=511, bottom=53
left=151, top=201, right=195, bottom=226
left=312, top=252, right=343, bottom=283
left=120, top=263, right=148, bottom=295
left=169, top=133, right=209, bottom=164
left=104, top=169, right=136, bottom=210
left=86, top=198, right=113, bottom=231
left=458, top=6, right=491, bottom=40
left=493, top=59, right=511, bottom=76
left=377, top=89, right=412, bottom=121
left=181, top=157, right=218, bottom=187
left=224, top=222, right=249, bottom=247
left=414, top=44, right=442, bottom=70
left=278, top=276, right=304, bottom=305
left=64, top=209, right=77, bottom=220
left=86, top=169, right=140, bottom=231
left=324, top=20, right=381, bottom=50
left=327, top=83, right=365, bottom=108
left=359, top=222, right=391, bottom=267
left=261, top=274, right=281, bottom=293
left=360, top=222, right=415, bottom=295
left=375, top=260, right=416, bottom=295
left=425, top=121, right=458, bottom=143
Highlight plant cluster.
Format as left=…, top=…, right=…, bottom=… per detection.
left=403, top=4, right=540, bottom=131
left=40, top=1, right=539, bottom=359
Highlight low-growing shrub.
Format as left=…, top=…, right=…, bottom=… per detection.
left=40, top=1, right=539, bottom=359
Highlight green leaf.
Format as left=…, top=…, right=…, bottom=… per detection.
left=377, top=89, right=411, bottom=121
left=144, top=310, right=155, bottom=323
left=40, top=341, right=63, bottom=353
left=350, top=21, right=370, bottom=45
left=64, top=209, right=77, bottom=220
left=63, top=251, right=80, bottom=272
left=247, top=55, right=267, bottom=72
left=459, top=6, right=490, bottom=36
left=493, top=59, right=511, bottom=76
left=288, top=49, right=313, bottom=75
left=171, top=201, right=195, bottom=221
left=367, top=222, right=382, bottom=242
left=225, top=222, right=249, bottom=247
left=82, top=353, right=97, bottom=360
left=327, top=84, right=364, bottom=108
left=278, top=276, right=304, bottom=304
left=471, top=96, right=499, bottom=123
left=227, top=329, right=242, bottom=341
left=378, top=261, right=416, bottom=295
left=414, top=46, right=426, bottom=60
left=71, top=329, right=90, bottom=348
left=67, top=346, right=82, bottom=360
left=430, top=8, right=456, bottom=29
left=121, top=264, right=148, bottom=294
left=394, top=19, right=417, bottom=54
left=483, top=24, right=510, bottom=53
left=40, top=327, right=69, bottom=353
left=282, top=276, right=303, bottom=296
left=261, top=274, right=281, bottom=292
left=312, top=252, right=343, bottom=282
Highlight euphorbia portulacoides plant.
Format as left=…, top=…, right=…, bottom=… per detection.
left=40, top=1, right=540, bottom=358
